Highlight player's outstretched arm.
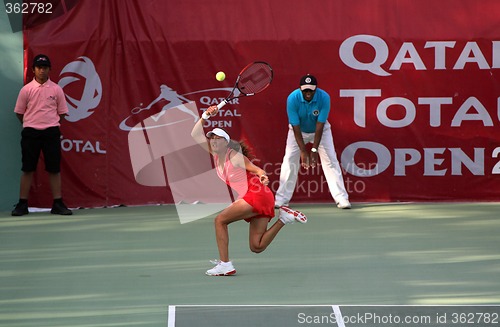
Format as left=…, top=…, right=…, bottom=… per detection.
left=191, top=105, right=218, bottom=153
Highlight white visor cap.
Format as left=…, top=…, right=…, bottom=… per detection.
left=206, top=128, right=230, bottom=143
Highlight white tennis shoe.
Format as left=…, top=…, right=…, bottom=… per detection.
left=337, top=199, right=351, bottom=209
left=279, top=206, right=308, bottom=224
left=274, top=202, right=289, bottom=209
left=206, top=261, right=236, bottom=276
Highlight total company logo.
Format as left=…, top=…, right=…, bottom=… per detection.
left=59, top=56, right=102, bottom=123
left=58, top=56, right=104, bottom=154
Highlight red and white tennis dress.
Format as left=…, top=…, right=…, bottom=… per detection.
left=214, top=149, right=275, bottom=221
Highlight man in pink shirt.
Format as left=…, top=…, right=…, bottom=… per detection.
left=12, top=54, right=72, bottom=216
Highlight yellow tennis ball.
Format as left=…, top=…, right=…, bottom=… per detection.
left=216, top=71, right=226, bottom=82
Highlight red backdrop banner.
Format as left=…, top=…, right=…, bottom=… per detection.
left=22, top=0, right=500, bottom=207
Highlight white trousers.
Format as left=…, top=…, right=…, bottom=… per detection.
left=275, top=122, right=349, bottom=205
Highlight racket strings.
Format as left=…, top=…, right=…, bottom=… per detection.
left=237, top=63, right=273, bottom=95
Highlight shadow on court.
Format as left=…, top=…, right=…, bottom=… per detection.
left=0, top=203, right=499, bottom=326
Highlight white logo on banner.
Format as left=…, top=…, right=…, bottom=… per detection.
left=119, top=85, right=238, bottom=131
left=119, top=84, right=198, bottom=131
left=58, top=56, right=102, bottom=122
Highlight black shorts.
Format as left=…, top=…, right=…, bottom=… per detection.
left=21, top=126, right=62, bottom=173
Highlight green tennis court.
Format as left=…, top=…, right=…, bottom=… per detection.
left=1, top=203, right=499, bottom=326
left=168, top=305, right=500, bottom=327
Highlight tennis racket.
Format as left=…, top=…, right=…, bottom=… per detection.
left=216, top=61, right=273, bottom=110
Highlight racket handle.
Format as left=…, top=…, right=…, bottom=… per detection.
left=217, top=100, right=228, bottom=110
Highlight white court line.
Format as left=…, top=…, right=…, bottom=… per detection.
left=332, top=305, right=345, bottom=327
left=167, top=305, right=176, bottom=327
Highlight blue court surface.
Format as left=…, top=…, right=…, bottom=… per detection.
left=1, top=203, right=499, bottom=326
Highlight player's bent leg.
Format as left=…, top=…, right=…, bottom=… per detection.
left=248, top=217, right=283, bottom=253
left=207, top=200, right=256, bottom=276
left=214, top=200, right=256, bottom=260
left=248, top=206, right=308, bottom=254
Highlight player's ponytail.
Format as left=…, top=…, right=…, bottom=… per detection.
left=228, top=140, right=254, bottom=159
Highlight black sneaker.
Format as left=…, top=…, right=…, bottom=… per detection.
left=51, top=201, right=73, bottom=215
left=11, top=202, right=29, bottom=216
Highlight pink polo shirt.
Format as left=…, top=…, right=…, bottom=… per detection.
left=14, top=78, right=69, bottom=129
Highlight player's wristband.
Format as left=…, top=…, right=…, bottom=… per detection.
left=311, top=147, right=318, bottom=153
left=202, top=112, right=211, bottom=120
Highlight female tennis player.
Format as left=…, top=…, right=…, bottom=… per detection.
left=191, top=105, right=307, bottom=276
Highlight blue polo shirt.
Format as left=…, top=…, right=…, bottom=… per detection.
left=287, top=88, right=330, bottom=133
